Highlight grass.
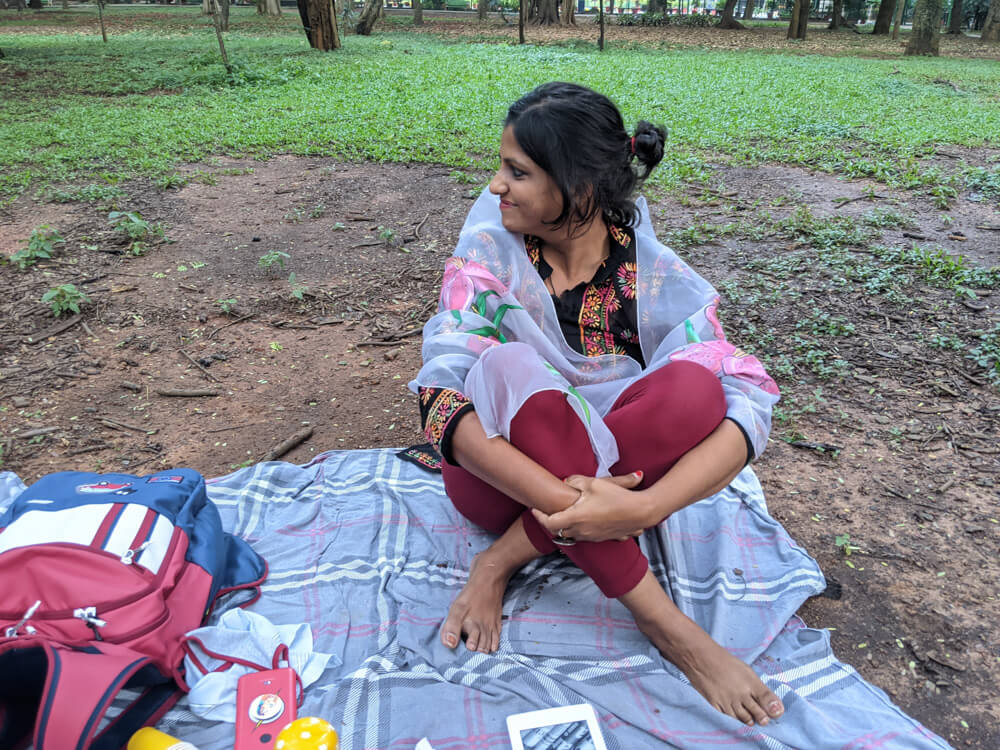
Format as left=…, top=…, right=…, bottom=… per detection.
left=1, top=7, right=999, bottom=205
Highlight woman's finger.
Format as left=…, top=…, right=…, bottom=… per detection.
left=607, top=470, right=644, bottom=489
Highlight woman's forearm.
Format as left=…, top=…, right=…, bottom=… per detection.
left=450, top=411, right=579, bottom=514
left=640, top=418, right=748, bottom=524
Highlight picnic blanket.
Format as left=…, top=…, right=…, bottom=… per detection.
left=0, top=450, right=949, bottom=749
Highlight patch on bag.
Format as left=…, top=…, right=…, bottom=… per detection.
left=76, top=481, right=135, bottom=495
left=147, top=475, right=184, bottom=484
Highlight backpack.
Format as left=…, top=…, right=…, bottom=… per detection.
left=0, top=468, right=267, bottom=750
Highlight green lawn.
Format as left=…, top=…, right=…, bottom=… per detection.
left=1, top=7, right=998, bottom=203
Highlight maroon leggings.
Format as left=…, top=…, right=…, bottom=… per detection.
left=441, top=359, right=727, bottom=599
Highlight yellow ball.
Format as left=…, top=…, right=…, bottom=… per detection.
left=272, top=717, right=338, bottom=750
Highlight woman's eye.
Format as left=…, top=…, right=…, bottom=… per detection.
left=510, top=167, right=525, bottom=179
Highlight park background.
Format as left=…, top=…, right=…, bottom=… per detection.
left=1, top=2, right=998, bottom=747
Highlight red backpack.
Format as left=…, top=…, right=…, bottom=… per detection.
left=0, top=469, right=267, bottom=750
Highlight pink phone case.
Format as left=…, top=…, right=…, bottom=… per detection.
left=234, top=668, right=298, bottom=750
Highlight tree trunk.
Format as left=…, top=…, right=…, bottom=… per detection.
left=785, top=0, right=809, bottom=39
left=829, top=0, right=843, bottom=27
left=262, top=0, right=281, bottom=16
left=947, top=0, right=963, bottom=31
left=304, top=0, right=340, bottom=47
left=356, top=0, right=382, bottom=33
left=29, top=0, right=41, bottom=9
left=478, top=0, right=488, bottom=19
left=797, top=0, right=809, bottom=35
left=891, top=0, right=905, bottom=35
left=905, top=0, right=943, bottom=52
left=872, top=0, right=895, bottom=33
left=533, top=0, right=558, bottom=24
left=718, top=0, right=745, bottom=27
left=519, top=0, right=525, bottom=42
left=218, top=0, right=230, bottom=31
left=561, top=0, right=575, bottom=24
left=203, top=0, right=212, bottom=14
left=742, top=0, right=755, bottom=19
left=982, top=0, right=1000, bottom=40
left=413, top=0, right=422, bottom=24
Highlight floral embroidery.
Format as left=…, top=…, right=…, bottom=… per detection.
left=580, top=280, right=623, bottom=357
left=616, top=262, right=637, bottom=300
left=419, top=387, right=473, bottom=453
left=608, top=223, right=631, bottom=249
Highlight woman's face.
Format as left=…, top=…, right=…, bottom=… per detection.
left=488, top=125, right=564, bottom=238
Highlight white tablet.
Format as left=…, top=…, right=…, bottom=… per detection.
left=506, top=703, right=608, bottom=750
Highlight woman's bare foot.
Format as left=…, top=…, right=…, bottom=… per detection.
left=621, top=572, right=784, bottom=727
left=441, top=517, right=542, bottom=654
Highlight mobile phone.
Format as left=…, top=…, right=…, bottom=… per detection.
left=506, top=703, right=608, bottom=750
left=234, top=668, right=298, bottom=750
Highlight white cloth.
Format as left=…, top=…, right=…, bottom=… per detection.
left=182, top=609, right=337, bottom=722
left=409, top=189, right=780, bottom=473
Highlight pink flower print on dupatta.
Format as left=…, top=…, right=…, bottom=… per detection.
left=704, top=296, right=726, bottom=340
left=439, top=257, right=509, bottom=312
left=669, top=340, right=780, bottom=396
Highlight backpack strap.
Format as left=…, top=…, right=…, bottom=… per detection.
left=32, top=641, right=159, bottom=750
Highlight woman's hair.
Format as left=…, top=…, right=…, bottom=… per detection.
left=504, top=81, right=666, bottom=233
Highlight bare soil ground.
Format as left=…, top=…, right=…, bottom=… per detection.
left=2, top=154, right=998, bottom=746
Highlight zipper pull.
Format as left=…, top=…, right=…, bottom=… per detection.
left=120, top=541, right=151, bottom=565
left=5, top=600, right=42, bottom=638
left=74, top=607, right=108, bottom=641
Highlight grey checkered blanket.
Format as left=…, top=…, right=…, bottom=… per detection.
left=0, top=451, right=949, bottom=749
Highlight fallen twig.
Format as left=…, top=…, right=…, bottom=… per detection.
left=99, top=417, right=157, bottom=434
left=121, top=381, right=142, bottom=393
left=834, top=194, right=888, bottom=207
left=355, top=328, right=423, bottom=347
left=208, top=313, right=255, bottom=340
left=155, top=388, right=220, bottom=398
left=207, top=422, right=265, bottom=434
left=788, top=440, right=842, bottom=453
left=81, top=320, right=97, bottom=339
left=179, top=349, right=219, bottom=383
left=26, top=315, right=81, bottom=344
left=413, top=212, right=430, bottom=240
left=19, top=426, right=60, bottom=439
left=67, top=443, right=109, bottom=456
left=258, top=426, right=313, bottom=463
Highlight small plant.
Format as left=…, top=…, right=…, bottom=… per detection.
left=284, top=207, right=306, bottom=224
left=41, top=284, right=90, bottom=316
left=109, top=211, right=164, bottom=255
left=449, top=170, right=480, bottom=185
left=258, top=250, right=290, bottom=272
left=309, top=203, right=327, bottom=219
left=968, top=323, right=1000, bottom=386
left=377, top=226, right=397, bottom=243
left=288, top=272, right=308, bottom=301
left=156, top=173, right=189, bottom=190
left=269, top=341, right=283, bottom=352
left=835, top=533, right=861, bottom=557
left=332, top=222, right=346, bottom=231
left=9, top=226, right=65, bottom=270
left=216, top=298, right=238, bottom=314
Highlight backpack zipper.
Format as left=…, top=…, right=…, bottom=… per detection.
left=4, top=599, right=41, bottom=638
left=120, top=541, right=152, bottom=565
left=73, top=606, right=108, bottom=641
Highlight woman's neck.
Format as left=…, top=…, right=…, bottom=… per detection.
left=540, top=215, right=611, bottom=289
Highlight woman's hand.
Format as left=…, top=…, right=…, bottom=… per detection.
left=530, top=472, right=652, bottom=544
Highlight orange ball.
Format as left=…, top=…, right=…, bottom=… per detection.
left=273, top=717, right=338, bottom=750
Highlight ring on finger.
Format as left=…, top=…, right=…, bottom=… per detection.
left=553, top=528, right=576, bottom=547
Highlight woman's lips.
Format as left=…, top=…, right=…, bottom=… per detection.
left=499, top=199, right=514, bottom=210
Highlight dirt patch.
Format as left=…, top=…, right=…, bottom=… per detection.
left=1, top=157, right=998, bottom=747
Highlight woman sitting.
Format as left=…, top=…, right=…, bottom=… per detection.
left=411, top=82, right=784, bottom=728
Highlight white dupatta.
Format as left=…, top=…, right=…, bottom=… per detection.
left=410, top=189, right=779, bottom=475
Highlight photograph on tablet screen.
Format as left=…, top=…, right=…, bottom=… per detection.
left=519, top=719, right=597, bottom=750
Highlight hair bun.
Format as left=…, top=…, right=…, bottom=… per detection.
left=632, top=121, right=667, bottom=178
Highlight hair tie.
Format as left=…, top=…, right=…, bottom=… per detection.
left=630, top=136, right=637, bottom=156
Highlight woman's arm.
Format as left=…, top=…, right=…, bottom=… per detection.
left=450, top=411, right=581, bottom=515
left=531, top=418, right=747, bottom=542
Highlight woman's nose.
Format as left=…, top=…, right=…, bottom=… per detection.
left=488, top=171, right=505, bottom=196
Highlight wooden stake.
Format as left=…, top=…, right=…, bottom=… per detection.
left=97, top=0, right=108, bottom=44
left=210, top=0, right=232, bottom=76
